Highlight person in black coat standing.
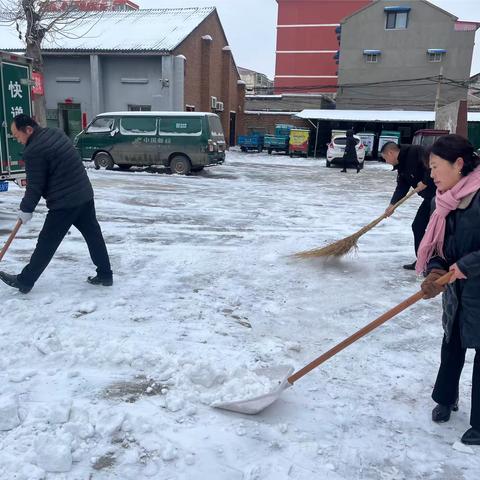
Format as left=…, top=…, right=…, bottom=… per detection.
left=341, top=129, right=361, bottom=173
left=419, top=134, right=480, bottom=446
left=381, top=141, right=436, bottom=270
left=0, top=114, right=112, bottom=294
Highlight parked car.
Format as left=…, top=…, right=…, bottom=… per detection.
left=264, top=124, right=294, bottom=155
left=326, top=135, right=365, bottom=168
left=74, top=112, right=226, bottom=174
left=412, top=129, right=449, bottom=148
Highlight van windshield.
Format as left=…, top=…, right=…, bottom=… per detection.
left=87, top=117, right=114, bottom=133
left=208, top=115, right=225, bottom=140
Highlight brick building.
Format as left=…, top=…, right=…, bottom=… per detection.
left=0, top=8, right=245, bottom=145
left=274, top=0, right=372, bottom=93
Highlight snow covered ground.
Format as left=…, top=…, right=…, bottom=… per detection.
left=0, top=151, right=479, bottom=479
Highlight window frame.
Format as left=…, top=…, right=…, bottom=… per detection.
left=86, top=117, right=115, bottom=134
left=427, top=52, right=444, bottom=63
left=385, top=11, right=409, bottom=30
left=158, top=116, right=203, bottom=136
left=119, top=116, right=158, bottom=136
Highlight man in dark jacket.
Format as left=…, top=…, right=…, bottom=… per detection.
left=0, top=114, right=112, bottom=294
left=381, top=141, right=436, bottom=270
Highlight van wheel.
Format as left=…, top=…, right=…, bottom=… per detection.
left=170, top=156, right=191, bottom=175
left=94, top=152, right=114, bottom=170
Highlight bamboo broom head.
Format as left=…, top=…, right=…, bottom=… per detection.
left=293, top=231, right=361, bottom=259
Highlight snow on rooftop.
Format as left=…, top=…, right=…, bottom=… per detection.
left=296, top=109, right=480, bottom=123
left=295, top=109, right=436, bottom=123
left=0, top=8, right=215, bottom=52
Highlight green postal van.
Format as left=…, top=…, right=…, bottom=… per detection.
left=74, top=112, right=226, bottom=174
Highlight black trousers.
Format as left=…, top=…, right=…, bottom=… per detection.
left=342, top=155, right=360, bottom=171
left=18, top=199, right=112, bottom=288
left=412, top=197, right=432, bottom=255
left=432, top=319, right=480, bottom=430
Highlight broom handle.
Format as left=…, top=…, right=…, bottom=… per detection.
left=354, top=188, right=420, bottom=237
left=0, top=219, right=22, bottom=262
left=288, top=271, right=453, bottom=385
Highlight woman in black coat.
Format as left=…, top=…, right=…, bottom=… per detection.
left=419, top=134, right=480, bottom=445
left=341, top=129, right=361, bottom=173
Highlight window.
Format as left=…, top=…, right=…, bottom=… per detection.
left=120, top=117, right=157, bottom=136
left=128, top=104, right=151, bottom=111
left=427, top=50, right=446, bottom=62
left=159, top=117, right=202, bottom=136
left=363, top=50, right=381, bottom=63
left=86, top=117, right=115, bottom=133
left=386, top=11, right=409, bottom=29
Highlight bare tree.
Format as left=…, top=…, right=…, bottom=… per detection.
left=0, top=1, right=104, bottom=126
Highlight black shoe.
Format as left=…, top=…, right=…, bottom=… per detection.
left=461, top=428, right=480, bottom=445
left=87, top=275, right=113, bottom=287
left=0, top=271, right=32, bottom=294
left=340, top=169, right=347, bottom=173
left=432, top=401, right=458, bottom=423
left=402, top=261, right=417, bottom=270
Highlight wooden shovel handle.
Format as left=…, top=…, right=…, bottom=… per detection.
left=0, top=219, right=22, bottom=262
left=288, top=271, right=453, bottom=385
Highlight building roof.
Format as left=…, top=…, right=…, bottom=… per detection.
left=0, top=8, right=215, bottom=53
left=296, top=109, right=480, bottom=123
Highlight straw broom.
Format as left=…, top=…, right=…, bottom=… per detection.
left=294, top=187, right=420, bottom=259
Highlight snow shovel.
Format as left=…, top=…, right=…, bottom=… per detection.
left=213, top=271, right=453, bottom=415
left=0, top=219, right=22, bottom=262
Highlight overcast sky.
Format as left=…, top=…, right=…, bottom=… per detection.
left=142, top=0, right=480, bottom=79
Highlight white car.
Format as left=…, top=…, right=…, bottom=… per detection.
left=326, top=135, right=366, bottom=168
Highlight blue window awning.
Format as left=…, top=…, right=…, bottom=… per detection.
left=427, top=49, right=447, bottom=54
left=335, top=26, right=342, bottom=34
left=384, top=6, right=411, bottom=13
left=363, top=50, right=382, bottom=55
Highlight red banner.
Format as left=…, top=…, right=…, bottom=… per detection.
left=32, top=72, right=44, bottom=96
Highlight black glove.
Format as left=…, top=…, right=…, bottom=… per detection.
left=421, top=268, right=448, bottom=299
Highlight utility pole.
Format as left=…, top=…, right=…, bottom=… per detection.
left=434, top=65, right=444, bottom=113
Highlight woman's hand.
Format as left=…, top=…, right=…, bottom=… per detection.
left=421, top=268, right=448, bottom=299
left=449, top=263, right=467, bottom=283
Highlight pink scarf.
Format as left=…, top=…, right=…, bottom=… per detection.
left=416, top=166, right=480, bottom=274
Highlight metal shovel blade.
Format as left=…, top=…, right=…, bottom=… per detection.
left=211, top=365, right=294, bottom=415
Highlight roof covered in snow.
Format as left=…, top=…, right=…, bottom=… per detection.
left=296, top=109, right=480, bottom=123
left=295, top=110, right=436, bottom=123
left=0, top=8, right=215, bottom=53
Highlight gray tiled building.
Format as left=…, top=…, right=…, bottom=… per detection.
left=0, top=8, right=245, bottom=144
left=336, top=0, right=478, bottom=110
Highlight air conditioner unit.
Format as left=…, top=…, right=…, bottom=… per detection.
left=216, top=101, right=224, bottom=112
left=210, top=96, right=217, bottom=109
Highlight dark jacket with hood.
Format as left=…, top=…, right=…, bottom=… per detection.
left=427, top=190, right=480, bottom=348
left=390, top=145, right=436, bottom=204
left=20, top=127, right=93, bottom=213
left=343, top=131, right=358, bottom=163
